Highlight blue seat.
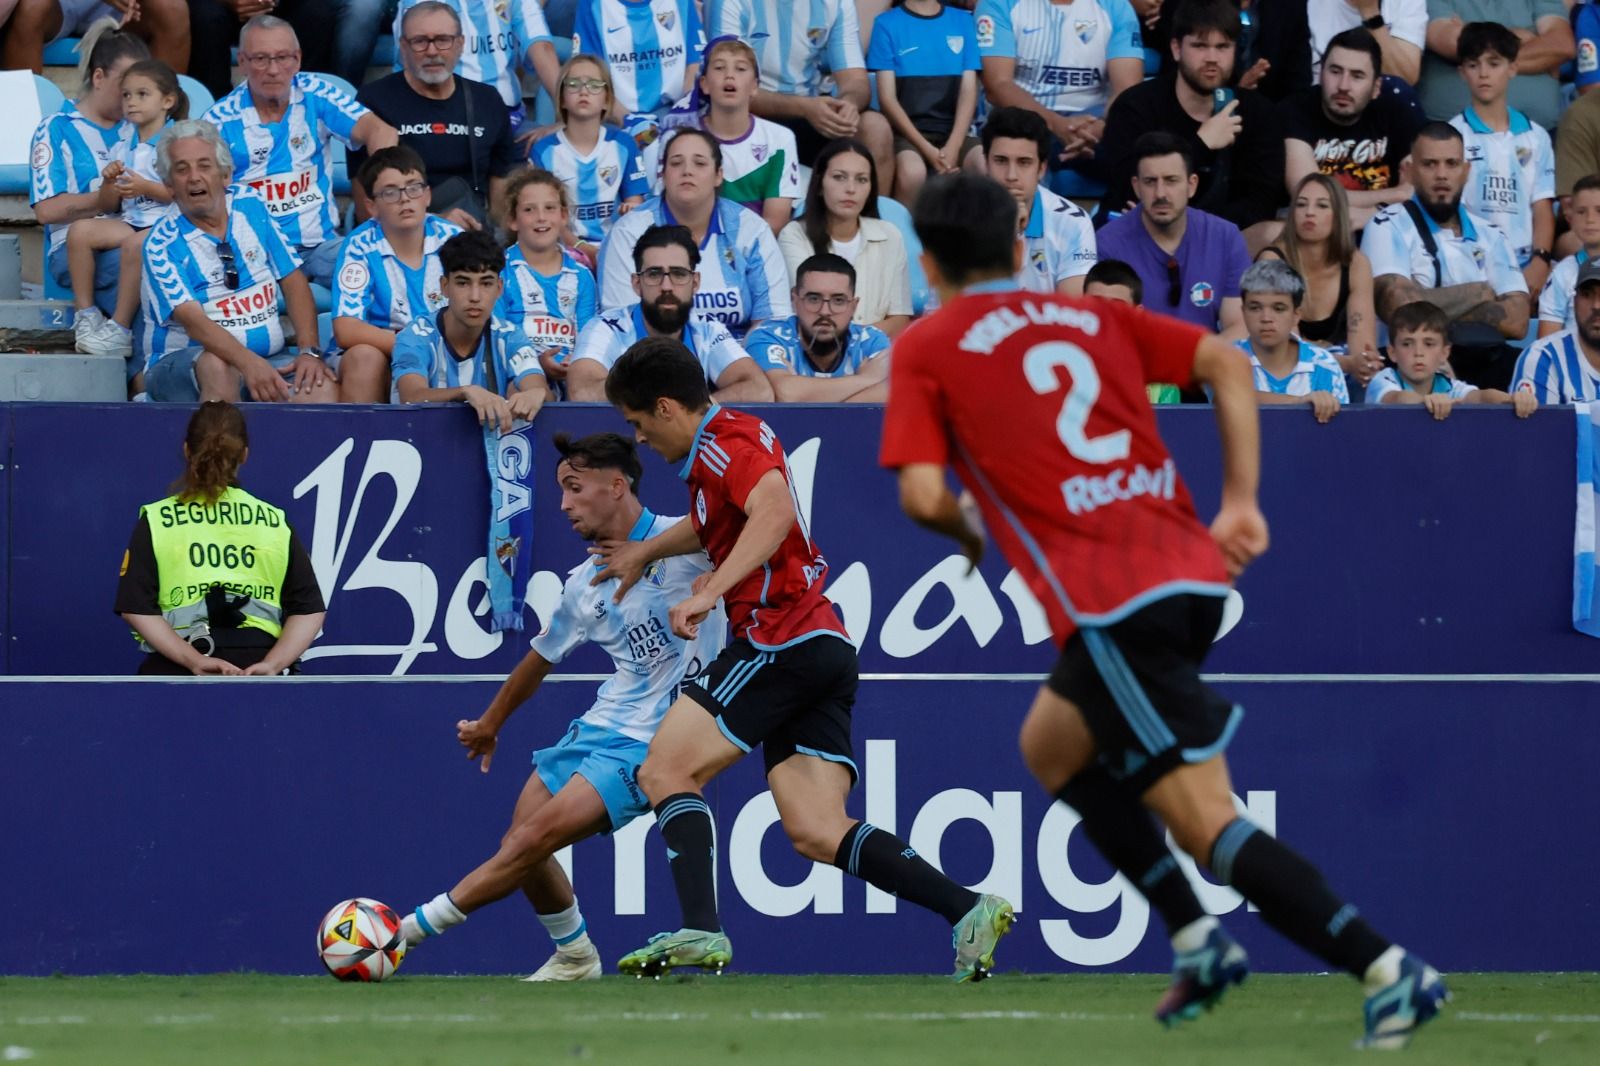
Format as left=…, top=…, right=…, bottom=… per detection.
left=316, top=310, right=332, bottom=347
left=875, top=195, right=930, bottom=316
left=370, top=35, right=395, bottom=67
left=311, top=283, right=333, bottom=314
left=178, top=74, right=214, bottom=118
left=530, top=36, right=575, bottom=129
left=42, top=37, right=81, bottom=66
left=0, top=76, right=68, bottom=197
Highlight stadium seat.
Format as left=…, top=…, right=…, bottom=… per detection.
left=317, top=310, right=332, bottom=347
left=42, top=37, right=81, bottom=66
left=178, top=74, right=214, bottom=118
left=874, top=195, right=931, bottom=316
left=370, top=35, right=395, bottom=67
left=0, top=76, right=68, bottom=196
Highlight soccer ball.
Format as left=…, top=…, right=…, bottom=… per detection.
left=318, top=897, right=407, bottom=982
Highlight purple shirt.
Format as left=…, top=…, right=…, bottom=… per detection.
left=1094, top=207, right=1251, bottom=330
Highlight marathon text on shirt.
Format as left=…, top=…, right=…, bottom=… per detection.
left=248, top=171, right=322, bottom=217
left=204, top=278, right=280, bottom=333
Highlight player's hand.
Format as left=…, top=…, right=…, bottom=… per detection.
left=243, top=354, right=292, bottom=402
left=956, top=489, right=986, bottom=574
left=1422, top=393, right=1453, bottom=420
left=1512, top=389, right=1538, bottom=418
left=1308, top=391, right=1340, bottom=424
left=590, top=538, right=652, bottom=601
left=457, top=717, right=498, bottom=773
left=668, top=590, right=718, bottom=640
left=288, top=352, right=330, bottom=395
left=1209, top=501, right=1269, bottom=578
left=1197, top=100, right=1242, bottom=151
left=462, top=385, right=513, bottom=434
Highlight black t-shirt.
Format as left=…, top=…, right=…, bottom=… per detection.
left=354, top=73, right=524, bottom=199
left=114, top=514, right=326, bottom=620
left=1278, top=85, right=1423, bottom=194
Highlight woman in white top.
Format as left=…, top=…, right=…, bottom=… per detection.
left=778, top=138, right=913, bottom=337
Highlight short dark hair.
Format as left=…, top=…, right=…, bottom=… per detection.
left=1456, top=21, right=1520, bottom=65
left=1574, top=174, right=1600, bottom=198
left=1085, top=258, right=1142, bottom=303
left=1132, top=131, right=1195, bottom=176
left=1389, top=301, right=1450, bottom=340
left=553, top=431, right=642, bottom=492
left=1413, top=120, right=1464, bottom=154
left=356, top=145, right=428, bottom=198
left=795, top=252, right=856, bottom=292
left=632, top=224, right=700, bottom=272
left=981, top=106, right=1051, bottom=160
left=1324, top=27, right=1382, bottom=77
left=605, top=335, right=712, bottom=413
left=912, top=173, right=1018, bottom=287
left=1171, top=0, right=1240, bottom=44
left=439, top=229, right=505, bottom=275
left=663, top=127, right=723, bottom=173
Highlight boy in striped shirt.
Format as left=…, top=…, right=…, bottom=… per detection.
left=1515, top=261, right=1600, bottom=404
left=1234, top=259, right=1347, bottom=423
left=1369, top=301, right=1535, bottom=417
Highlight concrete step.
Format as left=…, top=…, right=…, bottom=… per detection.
left=0, top=350, right=124, bottom=400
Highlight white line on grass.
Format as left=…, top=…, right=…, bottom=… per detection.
left=1456, top=1011, right=1600, bottom=1024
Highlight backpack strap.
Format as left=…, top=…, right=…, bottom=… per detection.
left=1401, top=199, right=1444, bottom=288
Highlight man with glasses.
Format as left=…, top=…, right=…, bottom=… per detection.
left=392, top=0, right=560, bottom=121
left=981, top=107, right=1097, bottom=295
left=744, top=253, right=889, bottom=402
left=357, top=1, right=526, bottom=229
left=331, top=146, right=464, bottom=404
left=204, top=14, right=400, bottom=286
left=141, top=120, right=336, bottom=405
left=1095, top=131, right=1249, bottom=333
left=566, top=224, right=772, bottom=402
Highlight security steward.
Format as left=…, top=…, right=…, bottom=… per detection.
left=116, top=401, right=326, bottom=676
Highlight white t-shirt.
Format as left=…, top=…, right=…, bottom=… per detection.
left=831, top=230, right=865, bottom=265
left=1309, top=0, right=1427, bottom=81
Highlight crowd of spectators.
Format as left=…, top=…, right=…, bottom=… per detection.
left=19, top=0, right=1600, bottom=410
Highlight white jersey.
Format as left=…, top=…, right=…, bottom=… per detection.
left=1538, top=249, right=1589, bottom=331
left=530, top=510, right=725, bottom=741
left=1018, top=186, right=1096, bottom=292
left=1512, top=329, right=1600, bottom=404
left=1365, top=366, right=1477, bottom=403
left=1360, top=198, right=1528, bottom=295
left=974, top=0, right=1144, bottom=116
left=1450, top=107, right=1555, bottom=266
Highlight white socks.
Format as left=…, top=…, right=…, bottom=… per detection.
left=402, top=892, right=467, bottom=947
left=1170, top=915, right=1219, bottom=954
left=538, top=900, right=593, bottom=955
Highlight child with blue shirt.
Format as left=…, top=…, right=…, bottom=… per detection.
left=496, top=168, right=599, bottom=395
left=1235, top=259, right=1348, bottom=423
left=1368, top=300, right=1535, bottom=418
left=867, top=0, right=982, bottom=204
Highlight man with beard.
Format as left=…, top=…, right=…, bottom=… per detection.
left=1513, top=261, right=1600, bottom=403
left=355, top=1, right=525, bottom=229
left=1096, top=132, right=1251, bottom=333
left=566, top=225, right=772, bottom=402
left=1095, top=0, right=1283, bottom=244
left=1362, top=122, right=1528, bottom=386
left=743, top=254, right=890, bottom=402
left=1280, top=27, right=1424, bottom=231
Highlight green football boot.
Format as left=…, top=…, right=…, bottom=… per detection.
left=952, top=894, right=1016, bottom=983
left=616, top=929, right=733, bottom=978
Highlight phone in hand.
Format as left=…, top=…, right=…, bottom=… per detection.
left=1213, top=87, right=1235, bottom=113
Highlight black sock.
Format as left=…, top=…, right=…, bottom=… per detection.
left=654, top=793, right=720, bottom=933
left=834, top=822, right=979, bottom=925
left=1210, top=817, right=1390, bottom=977
left=1057, top=769, right=1207, bottom=936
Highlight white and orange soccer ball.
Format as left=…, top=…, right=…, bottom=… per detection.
left=317, top=898, right=407, bottom=982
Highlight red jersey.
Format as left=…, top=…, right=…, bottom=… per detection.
left=682, top=405, right=849, bottom=649
left=880, top=287, right=1230, bottom=643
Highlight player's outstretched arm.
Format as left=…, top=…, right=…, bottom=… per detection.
left=666, top=469, right=795, bottom=638
left=895, top=463, right=984, bottom=573
left=458, top=648, right=557, bottom=773
left=1192, top=334, right=1270, bottom=577
left=590, top=517, right=704, bottom=599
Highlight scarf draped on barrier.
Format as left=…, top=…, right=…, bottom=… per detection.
left=1576, top=403, right=1600, bottom=637
left=485, top=420, right=536, bottom=631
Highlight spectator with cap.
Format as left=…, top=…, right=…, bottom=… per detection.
left=356, top=1, right=525, bottom=230
left=744, top=252, right=891, bottom=402
left=141, top=120, right=335, bottom=404
left=393, top=0, right=560, bottom=121
left=205, top=15, right=400, bottom=286
left=1514, top=260, right=1600, bottom=403
left=981, top=107, right=1096, bottom=295
left=4, top=0, right=185, bottom=74
left=1420, top=0, right=1572, bottom=131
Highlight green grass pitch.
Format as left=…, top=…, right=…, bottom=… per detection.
left=1, top=973, right=1596, bottom=1065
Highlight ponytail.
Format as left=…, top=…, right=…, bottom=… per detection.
left=77, top=17, right=151, bottom=96
left=173, top=401, right=249, bottom=503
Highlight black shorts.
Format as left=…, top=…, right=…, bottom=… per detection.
left=683, top=634, right=859, bottom=782
left=1047, top=593, right=1240, bottom=794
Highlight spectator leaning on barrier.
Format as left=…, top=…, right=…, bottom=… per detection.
left=29, top=22, right=148, bottom=318
left=744, top=252, right=891, bottom=402
left=777, top=138, right=912, bottom=336
left=567, top=223, right=771, bottom=402
left=980, top=106, right=1096, bottom=296
left=1095, top=130, right=1250, bottom=333
left=1420, top=0, right=1572, bottom=132
left=116, top=401, right=326, bottom=677
left=1310, top=0, right=1427, bottom=85
left=1279, top=27, right=1423, bottom=232
left=5, top=0, right=186, bottom=75
left=204, top=16, right=400, bottom=287
left=332, top=146, right=464, bottom=405
left=393, top=0, right=559, bottom=119
left=355, top=1, right=526, bottom=231
left=141, top=119, right=336, bottom=405
left=1370, top=298, right=1534, bottom=415
left=1513, top=260, right=1600, bottom=403
left=495, top=167, right=599, bottom=393
left=1539, top=175, right=1600, bottom=339
left=1233, top=257, right=1348, bottom=423
left=1361, top=122, right=1529, bottom=389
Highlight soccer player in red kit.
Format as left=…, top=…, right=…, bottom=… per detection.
left=594, top=334, right=1015, bottom=979
left=881, top=174, right=1447, bottom=1049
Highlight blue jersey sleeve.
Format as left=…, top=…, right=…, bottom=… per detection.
left=826, top=0, right=866, bottom=72
left=303, top=75, right=366, bottom=148
left=243, top=195, right=305, bottom=277
left=501, top=324, right=547, bottom=388
left=1104, top=0, right=1144, bottom=61
left=391, top=323, right=433, bottom=385
left=975, top=0, right=1015, bottom=59
left=575, top=267, right=598, bottom=330
left=512, top=0, right=555, bottom=46
left=30, top=115, right=86, bottom=205
left=142, top=230, right=199, bottom=323
left=619, top=134, right=650, bottom=199
left=743, top=324, right=791, bottom=371
left=684, top=0, right=705, bottom=64
left=865, top=11, right=897, bottom=72
left=572, top=0, right=602, bottom=59
left=1579, top=6, right=1600, bottom=88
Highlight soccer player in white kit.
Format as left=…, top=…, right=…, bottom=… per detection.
left=398, top=432, right=725, bottom=980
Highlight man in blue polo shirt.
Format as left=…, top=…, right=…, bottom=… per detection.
left=745, top=253, right=890, bottom=402
left=567, top=224, right=772, bottom=401
left=1095, top=130, right=1250, bottom=332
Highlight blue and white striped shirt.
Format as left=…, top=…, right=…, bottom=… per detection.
left=571, top=303, right=751, bottom=382
left=496, top=244, right=597, bottom=363
left=712, top=0, right=866, bottom=96
left=393, top=0, right=554, bottom=110
left=108, top=120, right=175, bottom=229
left=597, top=195, right=792, bottom=335
left=28, top=101, right=126, bottom=257
left=205, top=73, right=369, bottom=249
left=140, top=187, right=304, bottom=364
left=573, top=0, right=704, bottom=116
left=532, top=509, right=724, bottom=742
left=1235, top=337, right=1350, bottom=401
left=333, top=214, right=462, bottom=333
left=744, top=315, right=890, bottom=375
left=975, top=0, right=1144, bottom=115
left=1366, top=367, right=1477, bottom=403
left=530, top=127, right=649, bottom=243
left=391, top=312, right=546, bottom=392
left=1513, top=330, right=1600, bottom=404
